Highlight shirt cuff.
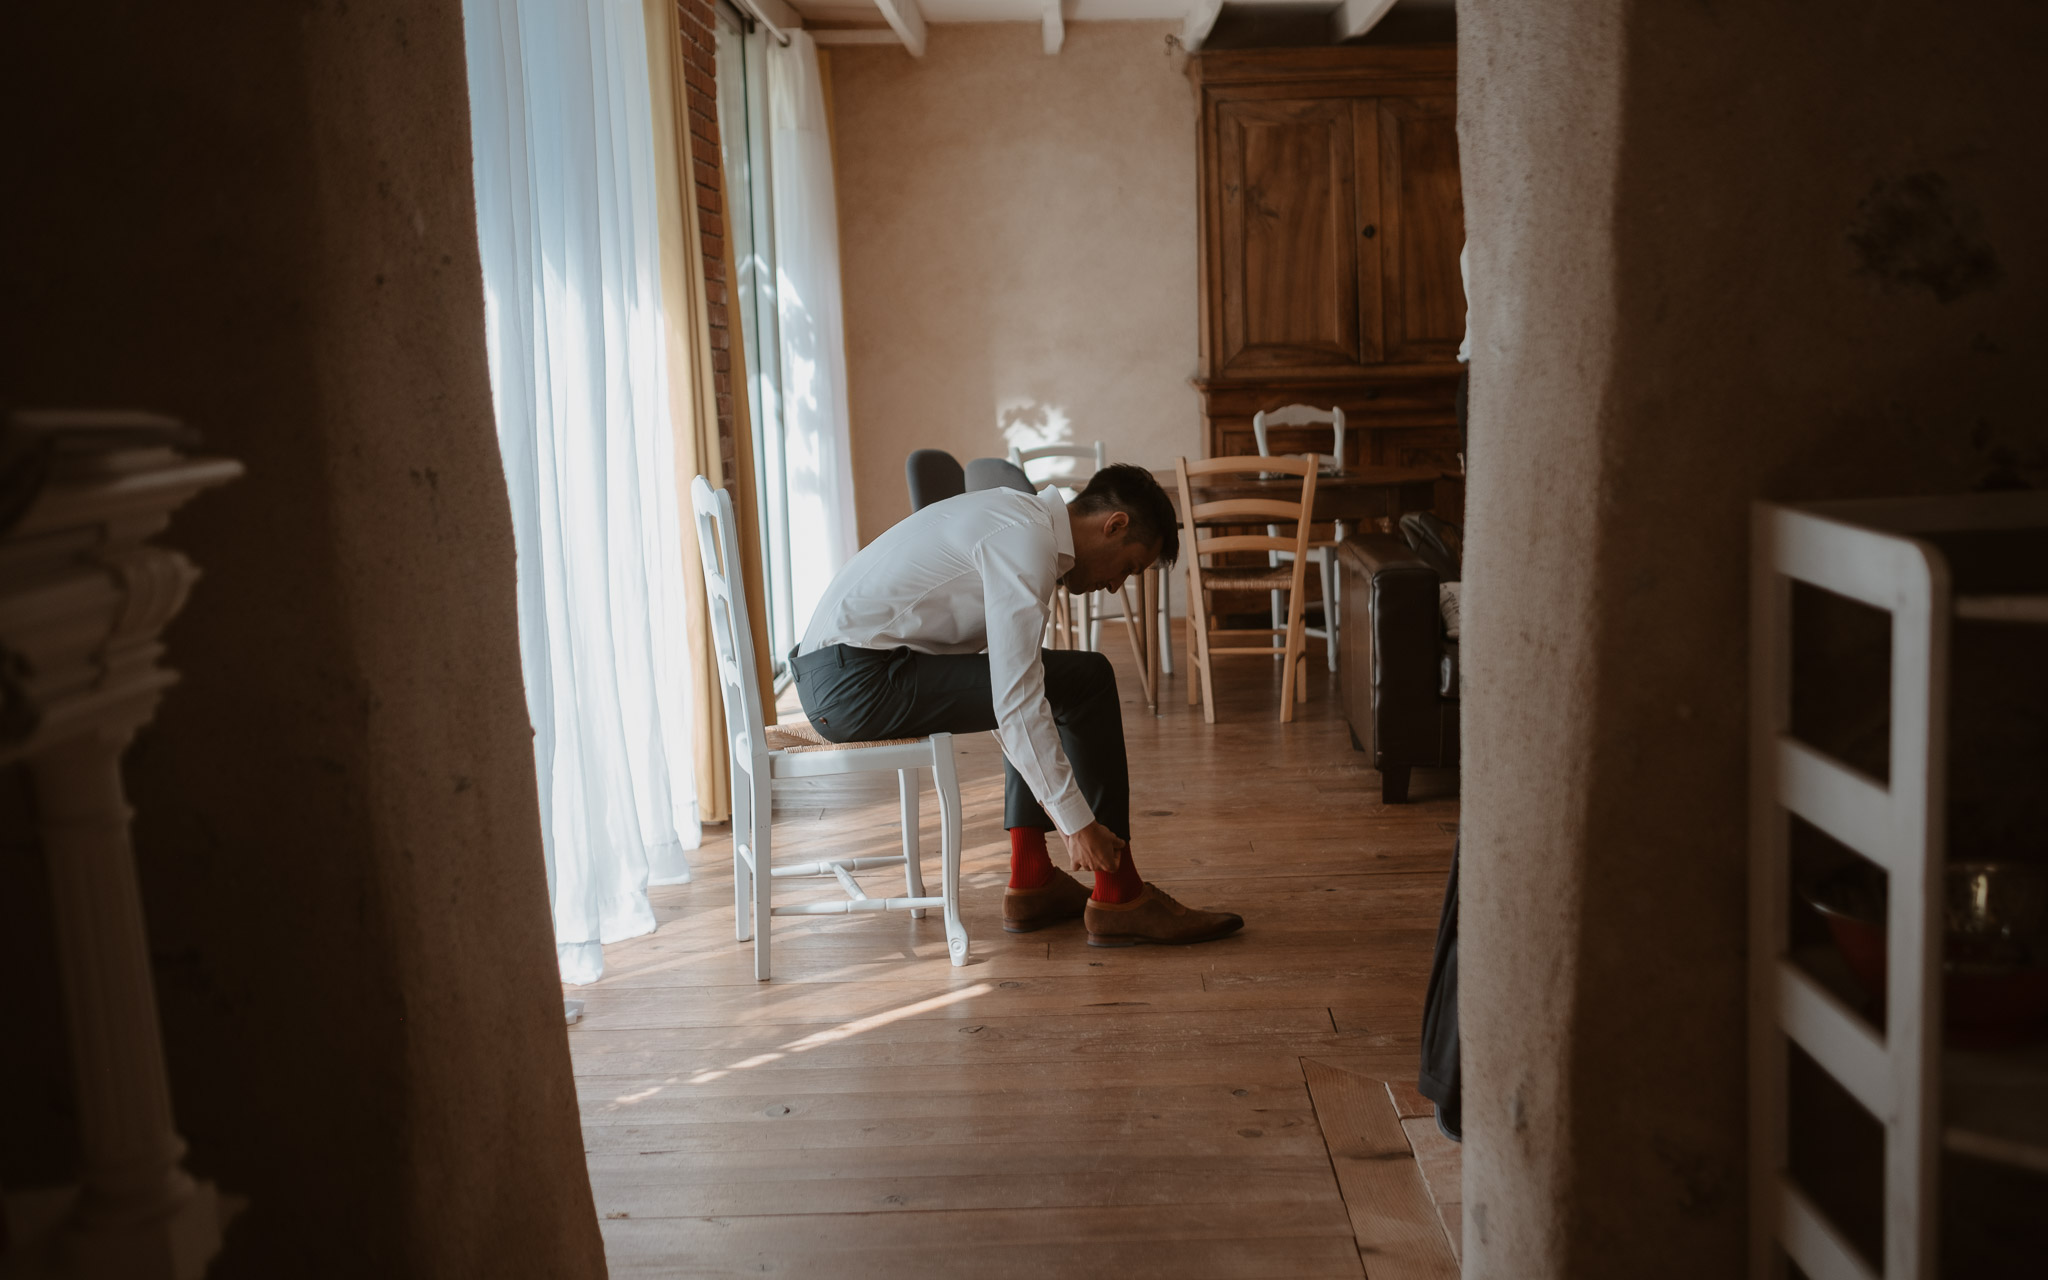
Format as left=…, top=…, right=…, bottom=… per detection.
left=1045, top=791, right=1096, bottom=837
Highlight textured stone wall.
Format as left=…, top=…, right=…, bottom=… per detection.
left=1, top=2, right=606, bottom=1275
left=1456, top=1, right=2048, bottom=1274
left=827, top=23, right=1201, bottom=544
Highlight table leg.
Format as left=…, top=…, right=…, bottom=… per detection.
left=1144, top=567, right=1162, bottom=703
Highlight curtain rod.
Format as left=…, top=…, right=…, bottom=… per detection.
left=731, top=0, right=793, bottom=45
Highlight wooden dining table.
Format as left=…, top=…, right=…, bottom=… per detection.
left=1113, top=465, right=1445, bottom=711
left=1152, top=463, right=1443, bottom=525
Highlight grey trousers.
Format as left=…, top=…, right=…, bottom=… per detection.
left=790, top=643, right=1131, bottom=839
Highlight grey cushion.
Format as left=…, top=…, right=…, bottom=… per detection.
left=965, top=457, right=1034, bottom=494
left=906, top=449, right=965, bottom=511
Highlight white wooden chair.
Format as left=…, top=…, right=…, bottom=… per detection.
left=1253, top=405, right=1346, bottom=672
left=1007, top=440, right=1166, bottom=706
left=1175, top=454, right=1318, bottom=723
left=690, top=477, right=968, bottom=980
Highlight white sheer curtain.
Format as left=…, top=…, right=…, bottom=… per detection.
left=767, top=32, right=859, bottom=637
left=463, top=0, right=700, bottom=986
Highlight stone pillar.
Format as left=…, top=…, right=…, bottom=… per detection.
left=1456, top=2, right=2048, bottom=1275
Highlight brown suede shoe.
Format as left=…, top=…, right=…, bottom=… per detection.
left=1002, top=867, right=1092, bottom=933
left=1084, top=883, right=1245, bottom=947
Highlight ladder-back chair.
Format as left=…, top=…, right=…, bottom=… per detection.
left=1007, top=441, right=1169, bottom=705
left=1253, top=405, right=1347, bottom=672
left=1009, top=441, right=1103, bottom=652
left=690, top=477, right=968, bottom=980
left=1175, top=455, right=1319, bottom=723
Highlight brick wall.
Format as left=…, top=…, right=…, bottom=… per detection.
left=672, top=0, right=738, bottom=483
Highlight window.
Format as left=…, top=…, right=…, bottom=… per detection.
left=714, top=3, right=797, bottom=679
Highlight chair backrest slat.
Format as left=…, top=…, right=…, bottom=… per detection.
left=1196, top=532, right=1303, bottom=556
left=1174, top=455, right=1318, bottom=571
left=1190, top=497, right=1305, bottom=524
left=1253, top=404, right=1346, bottom=471
left=1008, top=440, right=1107, bottom=490
left=689, top=477, right=767, bottom=776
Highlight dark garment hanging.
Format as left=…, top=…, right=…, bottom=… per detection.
left=1418, top=839, right=1460, bottom=1140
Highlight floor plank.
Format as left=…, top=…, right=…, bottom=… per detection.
left=600, top=1202, right=1366, bottom=1279
left=1301, top=1059, right=1459, bottom=1280
left=569, top=622, right=1455, bottom=1276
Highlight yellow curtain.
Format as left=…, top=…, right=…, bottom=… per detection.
left=645, top=0, right=776, bottom=823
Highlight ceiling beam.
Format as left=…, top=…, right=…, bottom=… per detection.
left=1331, top=0, right=1399, bottom=42
left=811, top=28, right=901, bottom=45
left=872, top=0, right=928, bottom=57
left=1180, top=0, right=1222, bottom=53
left=1043, top=1, right=1064, bottom=55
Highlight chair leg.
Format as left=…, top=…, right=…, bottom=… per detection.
left=1319, top=551, right=1339, bottom=672
left=1280, top=581, right=1307, bottom=723
left=752, top=784, right=774, bottom=982
left=1157, top=567, right=1173, bottom=675
left=1279, top=630, right=1297, bottom=722
left=1381, top=763, right=1412, bottom=804
left=732, top=766, right=754, bottom=943
left=1188, top=566, right=1217, bottom=723
left=1117, top=583, right=1155, bottom=710
left=899, top=768, right=927, bottom=919
left=930, top=734, right=969, bottom=967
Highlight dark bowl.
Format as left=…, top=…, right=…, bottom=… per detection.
left=1802, top=860, right=2048, bottom=1048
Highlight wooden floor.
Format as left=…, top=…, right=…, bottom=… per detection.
left=568, top=627, right=1462, bottom=1278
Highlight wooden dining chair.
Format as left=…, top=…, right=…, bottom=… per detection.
left=1175, top=454, right=1318, bottom=724
left=1254, top=404, right=1347, bottom=672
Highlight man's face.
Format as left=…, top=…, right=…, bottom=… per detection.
left=1067, top=520, right=1161, bottom=597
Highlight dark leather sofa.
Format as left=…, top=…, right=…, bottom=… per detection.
left=1336, top=535, right=1459, bottom=802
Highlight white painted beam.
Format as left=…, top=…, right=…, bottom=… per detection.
left=1180, top=0, right=1222, bottom=52
left=1331, top=0, right=1398, bottom=42
left=811, top=28, right=900, bottom=45
left=872, top=0, right=928, bottom=57
left=1042, top=1, right=1064, bottom=55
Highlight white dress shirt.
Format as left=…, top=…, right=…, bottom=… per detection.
left=799, top=487, right=1094, bottom=834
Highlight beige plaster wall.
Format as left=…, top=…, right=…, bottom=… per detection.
left=1457, top=0, right=2048, bottom=1274
left=828, top=23, right=1200, bottom=544
left=3, top=3, right=605, bottom=1275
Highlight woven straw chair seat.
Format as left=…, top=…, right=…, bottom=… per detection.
left=1196, top=565, right=1297, bottom=591
left=763, top=719, right=919, bottom=754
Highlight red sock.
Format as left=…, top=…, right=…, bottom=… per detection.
left=1092, top=843, right=1145, bottom=904
left=1008, top=827, right=1054, bottom=890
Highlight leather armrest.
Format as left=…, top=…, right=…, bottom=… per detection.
left=1336, top=535, right=1450, bottom=778
left=1337, top=534, right=1434, bottom=580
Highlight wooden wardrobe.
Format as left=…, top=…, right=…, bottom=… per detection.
left=1191, top=46, right=1465, bottom=478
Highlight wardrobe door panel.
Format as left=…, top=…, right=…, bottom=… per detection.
left=1378, top=96, right=1465, bottom=362
left=1216, top=97, right=1371, bottom=372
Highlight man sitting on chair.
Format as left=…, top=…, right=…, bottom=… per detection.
left=791, top=464, right=1244, bottom=946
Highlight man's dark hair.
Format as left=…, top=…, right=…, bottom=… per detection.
left=1071, top=462, right=1180, bottom=566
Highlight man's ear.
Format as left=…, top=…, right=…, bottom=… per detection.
left=1103, top=510, right=1130, bottom=539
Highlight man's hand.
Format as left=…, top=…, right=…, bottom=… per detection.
left=1061, top=822, right=1127, bottom=874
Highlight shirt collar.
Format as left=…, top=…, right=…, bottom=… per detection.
left=1038, top=486, right=1076, bottom=570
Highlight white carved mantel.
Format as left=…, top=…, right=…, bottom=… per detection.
left=0, top=411, right=241, bottom=1279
